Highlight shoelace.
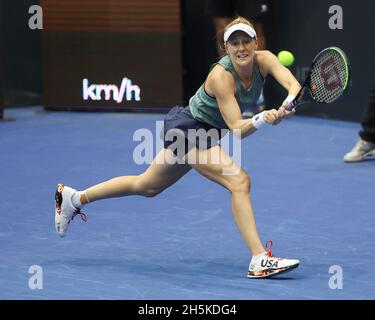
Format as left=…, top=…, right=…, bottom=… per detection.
left=265, top=240, right=273, bottom=257
left=72, top=209, right=87, bottom=222
left=265, top=240, right=282, bottom=260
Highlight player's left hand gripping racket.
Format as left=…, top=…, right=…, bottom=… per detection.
left=287, top=47, right=351, bottom=110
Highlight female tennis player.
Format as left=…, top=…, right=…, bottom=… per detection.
left=55, top=17, right=302, bottom=278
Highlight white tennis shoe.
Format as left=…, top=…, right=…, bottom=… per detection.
left=55, top=184, right=87, bottom=237
left=343, top=138, right=375, bottom=163
left=247, top=241, right=300, bottom=278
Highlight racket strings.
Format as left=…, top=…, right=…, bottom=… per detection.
left=309, top=50, right=348, bottom=103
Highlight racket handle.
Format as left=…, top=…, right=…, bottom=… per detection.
left=284, top=94, right=298, bottom=111
left=286, top=101, right=295, bottom=111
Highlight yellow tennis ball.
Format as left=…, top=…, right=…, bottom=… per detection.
left=278, top=50, right=295, bottom=67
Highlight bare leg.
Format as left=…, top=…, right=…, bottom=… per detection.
left=81, top=149, right=191, bottom=204
left=186, top=146, right=265, bottom=256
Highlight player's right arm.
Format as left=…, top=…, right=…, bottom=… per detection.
left=206, top=65, right=281, bottom=139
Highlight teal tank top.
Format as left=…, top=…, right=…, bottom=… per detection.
left=189, top=55, right=264, bottom=129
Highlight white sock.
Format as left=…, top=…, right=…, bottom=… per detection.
left=71, top=191, right=84, bottom=209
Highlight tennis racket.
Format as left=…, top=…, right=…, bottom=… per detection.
left=286, top=47, right=351, bottom=111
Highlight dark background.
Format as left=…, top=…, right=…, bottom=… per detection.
left=1, top=0, right=42, bottom=109
left=1, top=0, right=375, bottom=121
left=41, top=0, right=183, bottom=111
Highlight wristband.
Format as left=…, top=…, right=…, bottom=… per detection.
left=252, top=111, right=266, bottom=129
left=283, top=94, right=296, bottom=106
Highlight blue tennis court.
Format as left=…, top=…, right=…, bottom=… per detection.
left=1, top=107, right=374, bottom=299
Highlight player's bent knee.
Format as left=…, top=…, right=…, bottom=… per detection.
left=227, top=170, right=251, bottom=193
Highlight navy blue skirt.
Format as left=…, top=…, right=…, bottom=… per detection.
left=162, top=106, right=224, bottom=156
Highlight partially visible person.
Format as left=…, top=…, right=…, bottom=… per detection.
left=344, top=82, right=375, bottom=162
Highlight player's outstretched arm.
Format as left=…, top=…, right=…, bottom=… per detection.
left=258, top=51, right=301, bottom=118
left=210, top=67, right=286, bottom=137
